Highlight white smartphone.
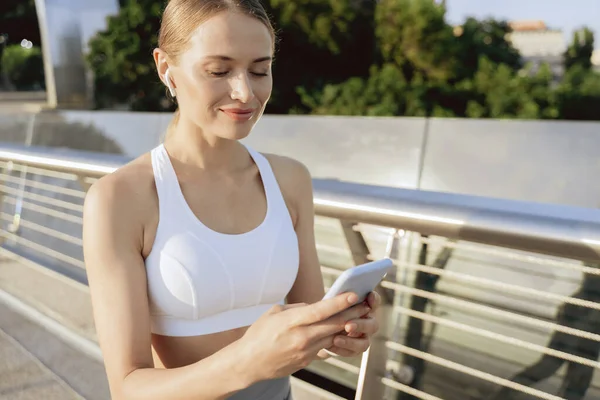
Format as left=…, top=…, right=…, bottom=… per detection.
left=322, top=258, right=394, bottom=305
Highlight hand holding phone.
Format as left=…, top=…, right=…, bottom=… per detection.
left=320, top=258, right=393, bottom=357
left=322, top=258, right=393, bottom=304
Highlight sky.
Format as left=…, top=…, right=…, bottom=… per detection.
left=444, top=0, right=600, bottom=48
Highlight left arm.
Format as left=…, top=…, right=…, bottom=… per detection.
left=284, top=160, right=325, bottom=306
left=277, top=157, right=380, bottom=359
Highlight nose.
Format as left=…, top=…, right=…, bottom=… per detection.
left=230, top=72, right=255, bottom=104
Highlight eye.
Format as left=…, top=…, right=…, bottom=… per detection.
left=251, top=71, right=269, bottom=77
left=208, top=71, right=229, bottom=77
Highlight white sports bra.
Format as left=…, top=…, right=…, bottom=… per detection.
left=144, top=143, right=300, bottom=336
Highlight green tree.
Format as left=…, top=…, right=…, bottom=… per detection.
left=521, top=62, right=560, bottom=119
left=564, top=27, right=594, bottom=71
left=298, top=64, right=407, bottom=116
left=0, top=0, right=41, bottom=87
left=453, top=17, right=522, bottom=82
left=300, top=0, right=461, bottom=117
left=263, top=0, right=376, bottom=113
left=375, top=0, right=456, bottom=82
left=557, top=65, right=600, bottom=120
left=0, top=0, right=40, bottom=46
left=86, top=0, right=167, bottom=111
left=462, top=56, right=539, bottom=119
left=1, top=44, right=45, bottom=90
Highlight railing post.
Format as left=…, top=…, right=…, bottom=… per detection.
left=76, top=175, right=93, bottom=192
left=340, top=221, right=370, bottom=266
left=355, top=302, right=391, bottom=400
left=0, top=163, right=6, bottom=246
left=9, top=114, right=36, bottom=235
left=355, top=228, right=403, bottom=400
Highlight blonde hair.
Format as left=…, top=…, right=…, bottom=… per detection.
left=158, top=0, right=276, bottom=134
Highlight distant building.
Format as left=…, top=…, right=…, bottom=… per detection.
left=506, top=20, right=566, bottom=79
left=592, top=50, right=600, bottom=73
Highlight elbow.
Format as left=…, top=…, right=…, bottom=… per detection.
left=113, top=368, right=144, bottom=400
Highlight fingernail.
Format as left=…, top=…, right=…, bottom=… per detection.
left=346, top=323, right=357, bottom=332
left=347, top=293, right=358, bottom=304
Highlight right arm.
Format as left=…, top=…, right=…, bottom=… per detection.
left=83, top=174, right=255, bottom=400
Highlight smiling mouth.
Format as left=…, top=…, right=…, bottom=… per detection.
left=220, top=108, right=255, bottom=121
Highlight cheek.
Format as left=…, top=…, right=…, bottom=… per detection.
left=254, top=78, right=273, bottom=103
left=186, top=78, right=228, bottom=108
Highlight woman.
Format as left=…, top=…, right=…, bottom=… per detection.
left=82, top=1, right=381, bottom=399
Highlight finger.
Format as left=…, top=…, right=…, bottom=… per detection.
left=296, top=292, right=358, bottom=326
left=311, top=333, right=336, bottom=354
left=333, top=335, right=370, bottom=354
left=281, top=303, right=307, bottom=311
left=337, top=302, right=371, bottom=323
left=367, top=291, right=381, bottom=309
left=308, top=303, right=371, bottom=338
left=344, top=317, right=379, bottom=336
left=346, top=331, right=365, bottom=338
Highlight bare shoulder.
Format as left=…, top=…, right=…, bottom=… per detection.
left=263, top=153, right=312, bottom=193
left=263, top=153, right=311, bottom=180
left=262, top=153, right=313, bottom=225
left=83, top=153, right=157, bottom=248
left=86, top=153, right=155, bottom=210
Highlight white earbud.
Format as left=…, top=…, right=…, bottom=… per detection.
left=164, top=68, right=176, bottom=97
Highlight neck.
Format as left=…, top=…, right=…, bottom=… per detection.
left=163, top=117, right=247, bottom=172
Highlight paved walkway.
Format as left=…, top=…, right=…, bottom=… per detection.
left=0, top=306, right=82, bottom=400
left=0, top=257, right=109, bottom=400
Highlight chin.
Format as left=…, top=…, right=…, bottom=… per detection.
left=220, top=124, right=254, bottom=141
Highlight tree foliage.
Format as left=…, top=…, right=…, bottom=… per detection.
left=263, top=0, right=376, bottom=113
left=1, top=44, right=45, bottom=90
left=0, top=0, right=40, bottom=46
left=82, top=0, right=600, bottom=121
left=299, top=0, right=600, bottom=121
left=86, top=0, right=166, bottom=111
left=564, top=27, right=594, bottom=71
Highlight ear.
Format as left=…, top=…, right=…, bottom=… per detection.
left=153, top=48, right=177, bottom=97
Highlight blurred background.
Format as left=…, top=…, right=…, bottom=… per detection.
left=1, top=0, right=599, bottom=120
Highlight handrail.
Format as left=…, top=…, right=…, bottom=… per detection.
left=2, top=143, right=600, bottom=263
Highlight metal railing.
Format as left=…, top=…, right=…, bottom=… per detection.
left=1, top=143, right=600, bottom=400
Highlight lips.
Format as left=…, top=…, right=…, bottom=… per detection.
left=220, top=108, right=255, bottom=122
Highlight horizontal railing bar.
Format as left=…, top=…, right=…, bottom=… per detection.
left=0, top=213, right=82, bottom=246
left=0, top=231, right=85, bottom=269
left=0, top=173, right=86, bottom=198
left=386, top=342, right=563, bottom=400
left=397, top=260, right=600, bottom=311
left=0, top=146, right=121, bottom=178
left=380, top=377, right=443, bottom=400
left=2, top=144, right=600, bottom=263
left=0, top=184, right=84, bottom=212
left=4, top=196, right=83, bottom=224
left=323, top=357, right=361, bottom=375
left=320, top=266, right=345, bottom=277
left=380, top=281, right=600, bottom=343
left=419, top=237, right=600, bottom=276
left=313, top=180, right=600, bottom=264
left=315, top=243, right=351, bottom=257
left=0, top=161, right=80, bottom=181
left=394, top=305, right=600, bottom=369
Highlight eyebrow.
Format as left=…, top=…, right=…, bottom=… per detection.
left=204, top=55, right=272, bottom=63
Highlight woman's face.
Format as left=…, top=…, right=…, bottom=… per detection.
left=156, top=11, right=274, bottom=141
